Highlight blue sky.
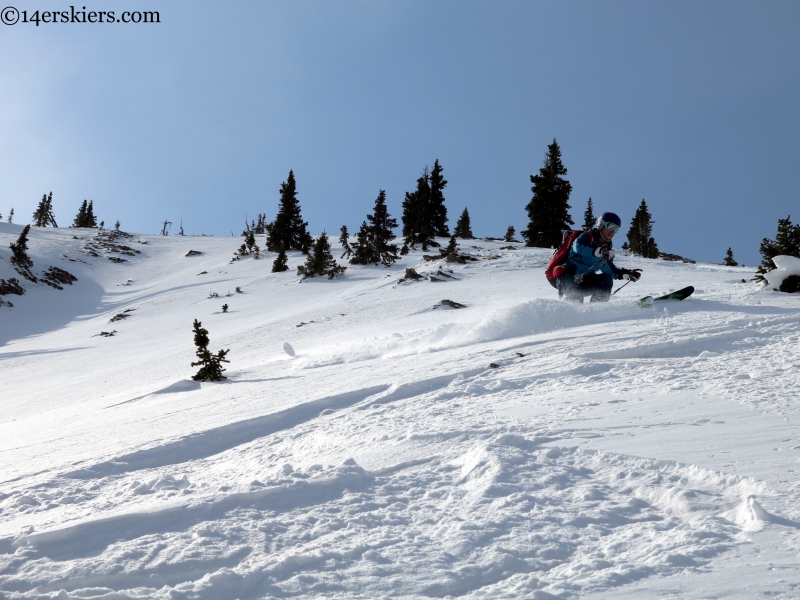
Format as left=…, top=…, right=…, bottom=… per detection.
left=1, top=1, right=798, bottom=266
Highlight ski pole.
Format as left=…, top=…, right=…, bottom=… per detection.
left=612, top=279, right=632, bottom=295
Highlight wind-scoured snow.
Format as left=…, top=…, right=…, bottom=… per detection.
left=1, top=222, right=799, bottom=599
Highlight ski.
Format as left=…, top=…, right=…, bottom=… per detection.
left=635, top=286, right=694, bottom=307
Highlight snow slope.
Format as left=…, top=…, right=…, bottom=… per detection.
left=1, top=222, right=799, bottom=599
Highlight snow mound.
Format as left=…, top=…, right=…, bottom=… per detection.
left=763, top=255, right=800, bottom=287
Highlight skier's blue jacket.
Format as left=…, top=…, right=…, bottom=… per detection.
left=565, top=230, right=625, bottom=279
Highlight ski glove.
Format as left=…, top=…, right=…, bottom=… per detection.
left=594, top=247, right=615, bottom=260
left=621, top=269, right=642, bottom=282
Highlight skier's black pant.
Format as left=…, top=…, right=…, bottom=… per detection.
left=557, top=272, right=613, bottom=303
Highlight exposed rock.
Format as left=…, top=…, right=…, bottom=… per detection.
left=779, top=275, right=800, bottom=293
left=659, top=252, right=695, bottom=264
left=0, top=278, right=25, bottom=296
left=433, top=299, right=466, bottom=309
left=42, top=266, right=77, bottom=290
left=186, top=250, right=203, bottom=257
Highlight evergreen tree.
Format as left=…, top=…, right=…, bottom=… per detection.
left=190, top=319, right=229, bottom=381
left=522, top=139, right=573, bottom=248
left=349, top=190, right=399, bottom=266
left=253, top=214, right=268, bottom=234
left=115, top=220, right=121, bottom=231
left=7, top=208, right=13, bottom=223
left=85, top=201, right=97, bottom=228
left=504, top=226, right=516, bottom=242
left=297, top=231, right=347, bottom=279
left=583, top=197, right=595, bottom=231
left=72, top=201, right=88, bottom=227
left=626, top=199, right=659, bottom=258
left=368, top=190, right=399, bottom=265
left=10, top=225, right=33, bottom=270
left=724, top=248, right=738, bottom=267
left=32, top=193, right=56, bottom=227
left=402, top=167, right=434, bottom=249
left=429, top=159, right=449, bottom=237
left=443, top=235, right=459, bottom=261
left=266, top=170, right=313, bottom=254
left=272, top=245, right=289, bottom=272
left=453, top=207, right=473, bottom=239
left=339, top=225, right=353, bottom=259
left=350, top=221, right=372, bottom=265
left=757, top=215, right=800, bottom=277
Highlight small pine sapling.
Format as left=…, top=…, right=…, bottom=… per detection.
left=114, top=220, right=121, bottom=231
left=297, top=231, right=347, bottom=279
left=272, top=245, right=289, bottom=272
left=235, top=286, right=242, bottom=293
left=723, top=247, right=738, bottom=267
left=453, top=208, right=473, bottom=239
left=504, top=226, right=516, bottom=242
left=339, top=225, right=353, bottom=259
left=10, top=225, right=36, bottom=281
left=443, top=235, right=460, bottom=262
left=222, top=303, right=229, bottom=313
left=191, top=319, right=229, bottom=381
left=7, top=208, right=14, bottom=223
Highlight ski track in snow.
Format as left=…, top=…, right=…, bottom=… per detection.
left=1, top=222, right=800, bottom=598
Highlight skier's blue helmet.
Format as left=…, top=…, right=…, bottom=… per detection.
left=596, top=212, right=621, bottom=233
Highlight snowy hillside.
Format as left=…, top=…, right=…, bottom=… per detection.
left=1, top=222, right=799, bottom=599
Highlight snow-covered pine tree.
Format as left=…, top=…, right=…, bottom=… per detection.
left=297, top=231, right=347, bottom=279
left=402, top=167, right=434, bottom=250
left=429, top=159, right=449, bottom=237
left=522, top=139, right=573, bottom=248
left=583, top=197, right=595, bottom=231
left=191, top=319, right=229, bottom=381
left=756, top=215, right=800, bottom=280
left=504, top=226, right=516, bottom=242
left=724, top=247, right=738, bottom=266
left=266, top=170, right=313, bottom=254
left=627, top=199, right=659, bottom=258
left=454, top=207, right=473, bottom=239
left=272, top=245, right=289, bottom=272
left=339, top=225, right=353, bottom=259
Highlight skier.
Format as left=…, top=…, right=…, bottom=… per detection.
left=557, top=212, right=641, bottom=303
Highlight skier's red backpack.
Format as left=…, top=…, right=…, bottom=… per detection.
left=545, top=229, right=591, bottom=288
